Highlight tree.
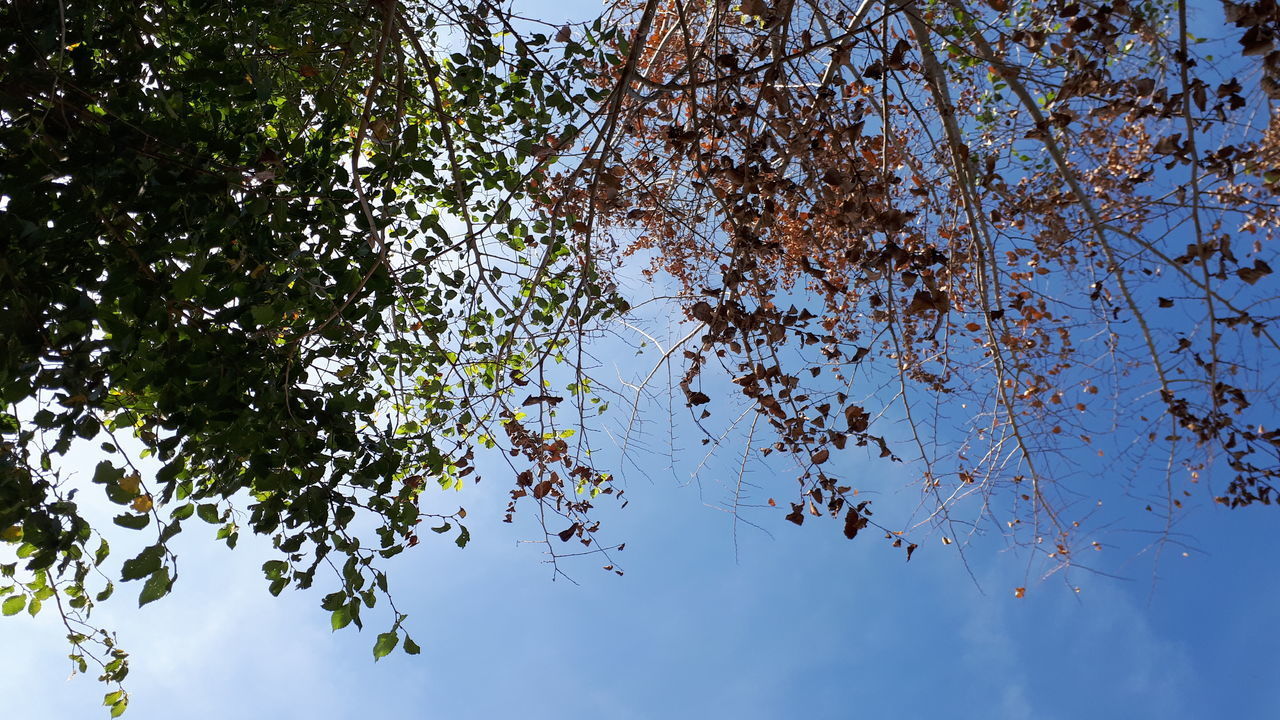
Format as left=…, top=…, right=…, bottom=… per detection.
left=543, top=0, right=1279, bottom=560
left=1, top=0, right=623, bottom=711
left=2, top=0, right=1278, bottom=713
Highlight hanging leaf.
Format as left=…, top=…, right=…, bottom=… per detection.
left=372, top=631, right=399, bottom=661
left=138, top=568, right=171, bottom=607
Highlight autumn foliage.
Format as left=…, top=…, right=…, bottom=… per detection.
left=547, top=0, right=1280, bottom=565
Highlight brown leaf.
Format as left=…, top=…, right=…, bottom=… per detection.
left=1241, top=26, right=1273, bottom=57
left=785, top=503, right=805, bottom=525
left=556, top=25, right=572, bottom=43
left=1238, top=259, right=1273, bottom=285
left=844, top=406, right=869, bottom=432
left=522, top=395, right=564, bottom=406
left=843, top=508, right=868, bottom=539
left=887, top=39, right=911, bottom=70
left=905, top=290, right=939, bottom=315
left=532, top=480, right=552, bottom=500
left=811, top=448, right=830, bottom=465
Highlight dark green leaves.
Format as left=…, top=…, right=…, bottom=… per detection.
left=112, top=513, right=150, bottom=531
left=138, top=569, right=170, bottom=607
left=120, top=546, right=163, bottom=582
left=195, top=504, right=220, bottom=525
left=263, top=560, right=289, bottom=597
left=0, top=0, right=622, bottom=711
left=92, top=462, right=124, bottom=486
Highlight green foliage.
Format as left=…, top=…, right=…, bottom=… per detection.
left=372, top=631, right=399, bottom=660
left=0, top=0, right=620, bottom=708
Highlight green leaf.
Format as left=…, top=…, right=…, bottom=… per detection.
left=196, top=504, right=220, bottom=524
left=403, top=635, right=421, bottom=655
left=250, top=304, right=276, bottom=326
left=120, top=545, right=163, bottom=581
left=113, top=513, right=150, bottom=530
left=92, top=461, right=123, bottom=485
left=372, top=631, right=399, bottom=660
left=138, top=568, right=170, bottom=606
left=262, top=560, right=288, bottom=579
left=1, top=595, right=25, bottom=616
left=94, top=539, right=110, bottom=565
left=331, top=605, right=352, bottom=631
left=268, top=577, right=288, bottom=596
left=110, top=696, right=128, bottom=718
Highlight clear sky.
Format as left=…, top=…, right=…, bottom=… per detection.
left=5, top=422, right=1278, bottom=720
left=5, top=1, right=1279, bottom=718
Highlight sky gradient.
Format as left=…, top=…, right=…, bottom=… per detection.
left=5, top=438, right=1278, bottom=719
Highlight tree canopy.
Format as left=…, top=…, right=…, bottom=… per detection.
left=559, top=0, right=1280, bottom=554
left=2, top=0, right=625, bottom=708
left=2, top=0, right=1277, bottom=714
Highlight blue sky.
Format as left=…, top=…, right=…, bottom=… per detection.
left=5, top=432, right=1278, bottom=719
left=5, top=1, right=1280, bottom=718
